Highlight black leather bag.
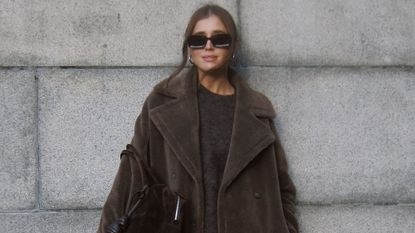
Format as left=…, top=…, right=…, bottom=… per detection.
left=106, top=144, right=185, bottom=233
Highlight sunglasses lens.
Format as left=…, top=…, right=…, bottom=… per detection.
left=211, top=34, right=231, bottom=48
left=187, top=34, right=232, bottom=49
left=187, top=35, right=207, bottom=49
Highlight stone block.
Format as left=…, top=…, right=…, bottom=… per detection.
left=0, top=210, right=101, bottom=233
left=240, top=0, right=415, bottom=66
left=244, top=67, right=415, bottom=203
left=38, top=68, right=172, bottom=209
left=0, top=0, right=237, bottom=66
left=1, top=206, right=414, bottom=233
left=299, top=205, right=415, bottom=233
left=0, top=69, right=37, bottom=210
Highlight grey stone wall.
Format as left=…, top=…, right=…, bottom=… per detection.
left=1, top=1, right=414, bottom=233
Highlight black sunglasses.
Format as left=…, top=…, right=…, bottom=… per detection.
left=187, top=34, right=232, bottom=49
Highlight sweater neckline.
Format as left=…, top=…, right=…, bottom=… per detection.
left=198, top=83, right=236, bottom=97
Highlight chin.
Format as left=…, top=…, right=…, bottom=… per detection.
left=198, top=66, right=225, bottom=74
left=196, top=62, right=228, bottom=74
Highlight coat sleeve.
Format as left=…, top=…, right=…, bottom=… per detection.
left=96, top=99, right=152, bottom=233
left=269, top=119, right=299, bottom=233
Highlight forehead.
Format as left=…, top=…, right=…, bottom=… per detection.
left=192, top=15, right=228, bottom=35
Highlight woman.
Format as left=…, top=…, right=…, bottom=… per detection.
left=97, top=4, right=298, bottom=233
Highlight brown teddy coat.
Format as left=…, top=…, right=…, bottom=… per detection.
left=97, top=67, right=299, bottom=233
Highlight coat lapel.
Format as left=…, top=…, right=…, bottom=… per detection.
left=149, top=67, right=276, bottom=189
left=221, top=69, right=276, bottom=190
left=149, top=67, right=203, bottom=183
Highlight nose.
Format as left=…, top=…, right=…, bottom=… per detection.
left=205, top=39, right=214, bottom=50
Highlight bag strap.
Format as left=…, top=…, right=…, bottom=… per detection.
left=108, top=144, right=184, bottom=233
left=106, top=184, right=148, bottom=233
left=108, top=144, right=158, bottom=233
left=121, top=143, right=160, bottom=184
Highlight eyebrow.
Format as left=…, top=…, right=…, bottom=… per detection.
left=192, top=30, right=227, bottom=35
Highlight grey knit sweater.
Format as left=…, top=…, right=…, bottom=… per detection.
left=197, top=82, right=236, bottom=233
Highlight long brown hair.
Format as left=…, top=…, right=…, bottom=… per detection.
left=167, top=4, right=239, bottom=83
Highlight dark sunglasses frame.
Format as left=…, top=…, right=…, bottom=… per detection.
left=187, top=34, right=232, bottom=49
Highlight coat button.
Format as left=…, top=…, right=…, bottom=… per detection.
left=254, top=192, right=262, bottom=199
left=171, top=172, right=176, bottom=179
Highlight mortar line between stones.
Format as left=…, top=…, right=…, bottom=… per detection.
left=1, top=203, right=415, bottom=214
left=0, top=65, right=414, bottom=70
left=34, top=68, right=41, bottom=211
left=297, top=202, right=415, bottom=207
left=236, top=0, right=242, bottom=39
left=0, top=208, right=102, bottom=214
left=234, top=0, right=244, bottom=70
left=0, top=65, right=179, bottom=70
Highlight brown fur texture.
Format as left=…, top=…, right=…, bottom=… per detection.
left=97, top=67, right=298, bottom=233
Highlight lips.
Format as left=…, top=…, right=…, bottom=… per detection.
left=202, top=55, right=217, bottom=62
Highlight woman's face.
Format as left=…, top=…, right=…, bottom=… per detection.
left=189, top=15, right=231, bottom=74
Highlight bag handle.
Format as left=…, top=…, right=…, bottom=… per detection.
left=107, top=144, right=184, bottom=233
left=107, top=144, right=158, bottom=233
left=121, top=144, right=160, bottom=184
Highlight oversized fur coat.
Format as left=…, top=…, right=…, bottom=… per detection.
left=97, top=66, right=299, bottom=233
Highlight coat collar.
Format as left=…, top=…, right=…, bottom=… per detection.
left=149, top=67, right=276, bottom=191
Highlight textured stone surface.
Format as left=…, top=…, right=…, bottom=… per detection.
left=0, top=69, right=37, bottom=210
left=1, top=205, right=413, bottom=233
left=240, top=0, right=415, bottom=66
left=0, top=0, right=237, bottom=66
left=38, top=68, right=172, bottom=209
left=1, top=0, right=414, bottom=232
left=244, top=67, right=415, bottom=204
left=299, top=205, right=415, bottom=233
left=0, top=210, right=101, bottom=233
